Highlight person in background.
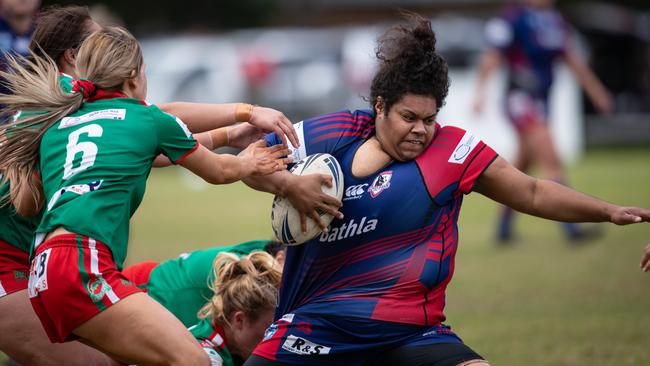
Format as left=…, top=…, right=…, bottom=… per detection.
left=190, top=251, right=282, bottom=366
left=473, top=0, right=613, bottom=243
left=123, top=240, right=286, bottom=327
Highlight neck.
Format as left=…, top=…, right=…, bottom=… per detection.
left=221, top=324, right=240, bottom=357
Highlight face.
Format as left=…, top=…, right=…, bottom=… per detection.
left=374, top=93, right=438, bottom=162
left=1, top=0, right=40, bottom=16
left=229, top=308, right=275, bottom=359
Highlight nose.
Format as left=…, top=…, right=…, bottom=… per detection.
left=412, top=119, right=426, bottom=135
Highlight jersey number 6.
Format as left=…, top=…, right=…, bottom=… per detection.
left=63, top=124, right=104, bottom=180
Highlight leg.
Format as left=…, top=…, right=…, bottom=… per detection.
left=373, top=342, right=487, bottom=366
left=525, top=124, right=599, bottom=241
left=244, top=355, right=293, bottom=366
left=0, top=289, right=115, bottom=366
left=496, top=130, right=533, bottom=242
left=73, top=292, right=209, bottom=366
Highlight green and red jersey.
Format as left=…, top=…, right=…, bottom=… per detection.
left=143, top=240, right=268, bottom=327
left=190, top=318, right=236, bottom=366
left=37, top=92, right=198, bottom=268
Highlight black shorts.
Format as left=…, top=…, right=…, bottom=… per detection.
left=244, top=342, right=485, bottom=366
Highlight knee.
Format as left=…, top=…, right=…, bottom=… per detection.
left=457, top=360, right=490, bottom=366
left=165, top=347, right=209, bottom=366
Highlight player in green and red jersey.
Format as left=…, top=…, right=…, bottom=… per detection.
left=189, top=251, right=282, bottom=366
left=123, top=240, right=286, bottom=327
left=0, top=6, right=300, bottom=365
left=0, top=27, right=290, bottom=366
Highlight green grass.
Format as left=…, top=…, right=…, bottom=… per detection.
left=3, top=147, right=649, bottom=365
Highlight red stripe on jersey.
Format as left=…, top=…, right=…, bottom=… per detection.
left=174, top=142, right=200, bottom=165
left=312, top=131, right=364, bottom=144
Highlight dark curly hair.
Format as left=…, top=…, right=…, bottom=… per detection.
left=370, top=12, right=449, bottom=115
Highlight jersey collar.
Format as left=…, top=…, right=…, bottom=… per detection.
left=86, top=89, right=129, bottom=103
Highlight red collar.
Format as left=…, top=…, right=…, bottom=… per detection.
left=86, top=89, right=129, bottom=103
left=209, top=321, right=229, bottom=349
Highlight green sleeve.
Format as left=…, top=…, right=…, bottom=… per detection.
left=151, top=107, right=198, bottom=164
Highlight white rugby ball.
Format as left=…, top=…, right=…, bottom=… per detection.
left=271, top=153, right=344, bottom=246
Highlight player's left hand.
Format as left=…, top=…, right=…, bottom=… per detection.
left=248, top=106, right=300, bottom=148
left=640, top=243, right=650, bottom=272
left=609, top=206, right=650, bottom=225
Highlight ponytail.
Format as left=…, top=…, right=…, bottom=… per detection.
left=198, top=251, right=282, bottom=325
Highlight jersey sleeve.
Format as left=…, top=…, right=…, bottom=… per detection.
left=484, top=15, right=514, bottom=51
left=265, top=109, right=375, bottom=162
left=152, top=108, right=199, bottom=164
left=416, top=126, right=498, bottom=203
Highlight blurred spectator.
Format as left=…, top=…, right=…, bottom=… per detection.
left=0, top=0, right=40, bottom=120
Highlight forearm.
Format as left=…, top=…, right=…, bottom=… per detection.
left=474, top=50, right=501, bottom=96
left=525, top=179, right=616, bottom=222
left=243, top=170, right=293, bottom=196
left=158, top=103, right=252, bottom=133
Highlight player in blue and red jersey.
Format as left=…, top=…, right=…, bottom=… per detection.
left=473, top=0, right=613, bottom=242
left=244, top=13, right=650, bottom=366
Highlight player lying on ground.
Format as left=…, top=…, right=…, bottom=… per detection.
left=123, top=240, right=286, bottom=327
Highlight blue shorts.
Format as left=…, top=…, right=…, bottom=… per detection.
left=505, top=89, right=549, bottom=132
left=252, top=312, right=464, bottom=366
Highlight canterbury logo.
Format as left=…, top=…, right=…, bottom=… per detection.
left=343, top=184, right=368, bottom=201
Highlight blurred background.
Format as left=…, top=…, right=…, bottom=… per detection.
left=3, top=0, right=650, bottom=365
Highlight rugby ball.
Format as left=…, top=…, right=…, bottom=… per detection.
left=271, top=153, right=344, bottom=245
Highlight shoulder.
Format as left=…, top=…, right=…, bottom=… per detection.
left=303, top=109, right=375, bottom=142
left=418, top=124, right=485, bottom=165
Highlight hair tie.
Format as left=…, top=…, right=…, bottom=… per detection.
left=71, top=78, right=96, bottom=99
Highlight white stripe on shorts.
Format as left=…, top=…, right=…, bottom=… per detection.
left=89, top=238, right=99, bottom=275
left=88, top=238, right=119, bottom=304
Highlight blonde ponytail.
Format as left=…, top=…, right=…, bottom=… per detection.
left=0, top=52, right=84, bottom=209
left=0, top=26, right=143, bottom=210
left=198, top=251, right=282, bottom=325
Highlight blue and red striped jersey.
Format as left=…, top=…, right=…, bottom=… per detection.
left=267, top=110, right=498, bottom=326
left=485, top=5, right=569, bottom=98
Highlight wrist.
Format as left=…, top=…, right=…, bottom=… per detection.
left=235, top=103, right=254, bottom=122
left=208, top=128, right=229, bottom=149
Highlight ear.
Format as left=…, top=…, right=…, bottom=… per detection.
left=231, top=310, right=246, bottom=330
left=374, top=97, right=385, bottom=116
left=62, top=48, right=76, bottom=67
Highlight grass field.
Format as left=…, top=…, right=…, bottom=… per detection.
left=3, top=147, right=649, bottom=365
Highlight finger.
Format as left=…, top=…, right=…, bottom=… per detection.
left=279, top=116, right=300, bottom=148
left=320, top=174, right=333, bottom=188
left=300, top=213, right=307, bottom=233
left=268, top=148, right=291, bottom=160
left=321, top=194, right=343, bottom=208
left=308, top=210, right=328, bottom=231
left=274, top=126, right=289, bottom=148
left=317, top=202, right=344, bottom=220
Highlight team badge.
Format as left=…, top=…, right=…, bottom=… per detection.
left=87, top=276, right=112, bottom=303
left=368, top=170, right=393, bottom=198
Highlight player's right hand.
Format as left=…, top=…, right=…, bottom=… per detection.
left=285, top=174, right=344, bottom=233
left=641, top=243, right=650, bottom=272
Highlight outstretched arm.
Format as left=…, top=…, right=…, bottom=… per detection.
left=474, top=157, right=650, bottom=224
left=472, top=49, right=502, bottom=114
left=563, top=49, right=613, bottom=114
left=158, top=102, right=299, bottom=147
left=180, top=141, right=290, bottom=185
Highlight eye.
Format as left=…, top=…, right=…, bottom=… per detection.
left=401, top=113, right=416, bottom=122
left=424, top=118, right=435, bottom=126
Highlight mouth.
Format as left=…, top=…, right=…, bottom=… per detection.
left=404, top=139, right=425, bottom=146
